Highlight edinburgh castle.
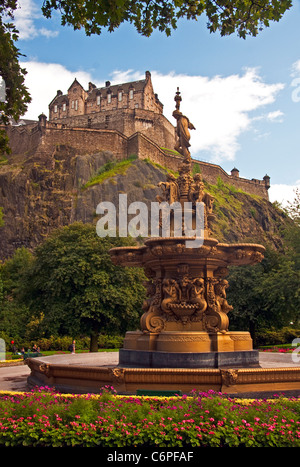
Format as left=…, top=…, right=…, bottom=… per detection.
left=0, top=71, right=280, bottom=259
left=5, top=71, right=270, bottom=199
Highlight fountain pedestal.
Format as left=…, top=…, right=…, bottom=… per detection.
left=119, top=331, right=259, bottom=369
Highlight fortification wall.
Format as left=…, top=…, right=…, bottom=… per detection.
left=38, top=127, right=128, bottom=160
left=3, top=123, right=270, bottom=199
left=48, top=108, right=175, bottom=150
left=5, top=124, right=42, bottom=155
left=128, top=132, right=269, bottom=199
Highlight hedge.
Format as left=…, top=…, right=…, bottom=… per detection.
left=256, top=327, right=300, bottom=347
left=1, top=334, right=124, bottom=353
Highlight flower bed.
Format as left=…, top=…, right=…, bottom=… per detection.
left=0, top=387, right=299, bottom=447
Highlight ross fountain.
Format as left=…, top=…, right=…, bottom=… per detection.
left=26, top=90, right=300, bottom=395
left=109, top=88, right=264, bottom=370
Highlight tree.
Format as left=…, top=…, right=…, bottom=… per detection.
left=0, top=1, right=31, bottom=154
left=227, top=203, right=300, bottom=344
left=283, top=188, right=300, bottom=269
left=0, top=247, right=33, bottom=345
left=19, top=223, right=146, bottom=352
left=285, top=187, right=300, bottom=223
left=41, top=0, right=292, bottom=38
left=226, top=252, right=271, bottom=346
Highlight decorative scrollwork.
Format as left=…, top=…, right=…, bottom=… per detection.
left=221, top=369, right=239, bottom=387
left=39, top=363, right=51, bottom=377
left=111, top=368, right=125, bottom=385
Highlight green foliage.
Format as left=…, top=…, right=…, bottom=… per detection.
left=213, top=185, right=300, bottom=343
left=161, top=146, right=181, bottom=156
left=0, top=225, right=143, bottom=350
left=0, top=1, right=31, bottom=154
left=228, top=244, right=300, bottom=343
left=0, top=247, right=34, bottom=343
left=205, top=0, right=292, bottom=39
left=227, top=249, right=300, bottom=337
left=17, top=223, right=146, bottom=347
left=143, top=157, right=179, bottom=177
left=204, top=177, right=246, bottom=240
left=192, top=163, right=201, bottom=175
left=0, top=333, right=123, bottom=353
left=82, top=155, right=137, bottom=189
left=283, top=188, right=300, bottom=269
left=41, top=0, right=292, bottom=38
left=256, top=326, right=300, bottom=347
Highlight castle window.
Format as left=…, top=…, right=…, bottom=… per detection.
left=107, top=93, right=111, bottom=104
left=129, top=89, right=134, bottom=100
left=118, top=91, right=122, bottom=102
left=62, top=103, right=66, bottom=112
left=54, top=105, right=57, bottom=113
left=96, top=95, right=101, bottom=105
left=75, top=100, right=78, bottom=110
left=71, top=100, right=74, bottom=109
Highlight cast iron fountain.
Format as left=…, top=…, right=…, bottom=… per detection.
left=26, top=90, right=300, bottom=395
left=109, top=88, right=265, bottom=369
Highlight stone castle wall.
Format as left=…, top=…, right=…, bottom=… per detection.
left=4, top=123, right=41, bottom=156
left=3, top=122, right=270, bottom=199
left=48, top=107, right=175, bottom=150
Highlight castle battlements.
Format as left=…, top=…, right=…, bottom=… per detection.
left=3, top=71, right=270, bottom=199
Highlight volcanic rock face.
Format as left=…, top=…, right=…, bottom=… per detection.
left=0, top=143, right=289, bottom=260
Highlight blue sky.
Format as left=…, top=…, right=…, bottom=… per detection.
left=12, top=0, right=300, bottom=206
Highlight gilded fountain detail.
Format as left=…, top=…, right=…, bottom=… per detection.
left=109, top=89, right=265, bottom=367
left=26, top=90, right=300, bottom=394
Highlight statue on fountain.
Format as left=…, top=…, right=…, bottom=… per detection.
left=172, top=87, right=196, bottom=161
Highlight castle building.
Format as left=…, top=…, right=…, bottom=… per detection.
left=48, top=71, right=175, bottom=149
left=4, top=71, right=270, bottom=200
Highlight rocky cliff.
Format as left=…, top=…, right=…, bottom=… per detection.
left=0, top=144, right=290, bottom=260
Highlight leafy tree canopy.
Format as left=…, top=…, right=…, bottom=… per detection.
left=18, top=223, right=146, bottom=351
left=0, top=1, right=31, bottom=154
left=41, top=0, right=292, bottom=38
left=227, top=190, right=300, bottom=342
left=0, top=247, right=34, bottom=343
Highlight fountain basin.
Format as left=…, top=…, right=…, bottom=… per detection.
left=25, top=353, right=300, bottom=396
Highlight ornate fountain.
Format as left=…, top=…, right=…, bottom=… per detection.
left=109, top=89, right=265, bottom=369
left=26, top=89, right=300, bottom=394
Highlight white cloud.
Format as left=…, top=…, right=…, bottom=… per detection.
left=20, top=61, right=98, bottom=118
left=269, top=181, right=300, bottom=207
left=14, top=0, right=58, bottom=40
left=291, top=59, right=300, bottom=78
left=266, top=110, right=284, bottom=122
left=156, top=70, right=284, bottom=162
left=112, top=68, right=284, bottom=162
left=21, top=63, right=284, bottom=164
